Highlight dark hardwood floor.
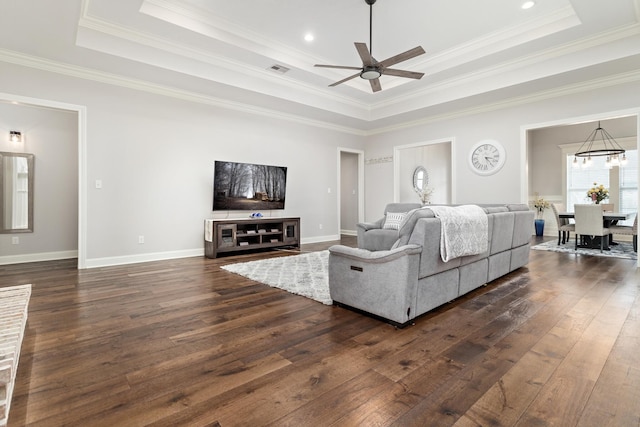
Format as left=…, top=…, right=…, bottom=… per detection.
left=1, top=236, right=639, bottom=426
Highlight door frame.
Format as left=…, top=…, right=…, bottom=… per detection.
left=337, top=147, right=365, bottom=236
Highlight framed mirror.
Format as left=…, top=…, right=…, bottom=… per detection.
left=0, top=152, right=35, bottom=233
left=413, top=166, right=428, bottom=193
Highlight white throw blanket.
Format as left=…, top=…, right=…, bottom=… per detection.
left=428, top=205, right=489, bottom=262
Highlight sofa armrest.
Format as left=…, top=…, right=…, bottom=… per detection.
left=356, top=218, right=399, bottom=251
left=328, top=244, right=422, bottom=325
left=356, top=218, right=384, bottom=231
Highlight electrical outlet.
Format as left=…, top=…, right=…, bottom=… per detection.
left=138, top=235, right=145, bottom=244
left=11, top=236, right=19, bottom=245
left=319, top=224, right=323, bottom=230
left=95, top=179, right=103, bottom=189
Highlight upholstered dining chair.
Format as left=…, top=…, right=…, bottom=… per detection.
left=609, top=214, right=638, bottom=252
left=574, top=204, right=610, bottom=252
left=551, top=202, right=574, bottom=245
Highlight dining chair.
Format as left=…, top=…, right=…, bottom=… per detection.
left=609, top=214, right=638, bottom=252
left=551, top=202, right=574, bottom=245
left=574, top=204, right=610, bottom=252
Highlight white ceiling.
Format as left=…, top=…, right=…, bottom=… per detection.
left=2, top=0, right=640, bottom=132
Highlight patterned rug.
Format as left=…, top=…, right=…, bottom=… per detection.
left=531, top=240, right=637, bottom=260
left=221, top=251, right=331, bottom=304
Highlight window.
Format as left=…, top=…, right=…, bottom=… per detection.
left=566, top=155, right=609, bottom=209
left=566, top=149, right=637, bottom=226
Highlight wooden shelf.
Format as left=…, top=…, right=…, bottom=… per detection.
left=204, top=217, right=300, bottom=258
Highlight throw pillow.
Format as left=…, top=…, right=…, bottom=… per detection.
left=383, top=212, right=406, bottom=230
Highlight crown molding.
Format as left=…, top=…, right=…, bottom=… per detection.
left=139, top=0, right=385, bottom=95
left=76, top=14, right=371, bottom=119
left=3, top=45, right=640, bottom=137
left=369, top=68, right=640, bottom=135
left=2, top=45, right=640, bottom=139
left=0, top=48, right=367, bottom=136
left=559, top=136, right=638, bottom=154
left=373, top=22, right=640, bottom=115
left=140, top=0, right=318, bottom=71
left=413, top=5, right=581, bottom=75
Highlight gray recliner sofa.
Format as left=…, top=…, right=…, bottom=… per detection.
left=328, top=203, right=534, bottom=326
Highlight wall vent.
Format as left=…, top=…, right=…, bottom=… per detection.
left=269, top=64, right=290, bottom=74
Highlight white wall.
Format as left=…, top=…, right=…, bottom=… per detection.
left=397, top=142, right=451, bottom=204
left=364, top=81, right=640, bottom=222
left=0, top=102, right=78, bottom=263
left=1, top=60, right=639, bottom=266
left=0, top=62, right=365, bottom=267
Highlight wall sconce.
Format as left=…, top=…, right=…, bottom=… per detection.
left=9, top=131, right=23, bottom=143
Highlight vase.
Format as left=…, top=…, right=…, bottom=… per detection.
left=534, top=219, right=545, bottom=236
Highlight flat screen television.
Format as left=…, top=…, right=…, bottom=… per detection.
left=213, top=160, right=287, bottom=211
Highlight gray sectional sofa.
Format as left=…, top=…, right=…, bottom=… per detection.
left=328, top=203, right=534, bottom=327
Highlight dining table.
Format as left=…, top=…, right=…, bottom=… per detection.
left=559, top=211, right=634, bottom=250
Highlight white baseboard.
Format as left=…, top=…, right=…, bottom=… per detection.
left=300, top=234, right=341, bottom=245
left=84, top=248, right=204, bottom=269
left=340, top=229, right=357, bottom=236
left=4, top=234, right=363, bottom=269
left=0, top=250, right=78, bottom=266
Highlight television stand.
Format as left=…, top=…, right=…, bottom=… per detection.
left=204, top=217, right=300, bottom=258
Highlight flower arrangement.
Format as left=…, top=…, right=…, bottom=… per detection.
left=587, top=182, right=609, bottom=204
left=533, top=193, right=550, bottom=218
left=416, top=187, right=434, bottom=204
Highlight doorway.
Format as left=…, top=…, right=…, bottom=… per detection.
left=0, top=92, right=86, bottom=268
left=394, top=138, right=454, bottom=204
left=338, top=148, right=364, bottom=236
left=523, top=109, right=640, bottom=267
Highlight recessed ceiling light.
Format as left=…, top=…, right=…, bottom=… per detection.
left=304, top=33, right=314, bottom=42
left=521, top=1, right=535, bottom=9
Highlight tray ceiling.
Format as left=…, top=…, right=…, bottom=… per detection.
left=2, top=0, right=640, bottom=131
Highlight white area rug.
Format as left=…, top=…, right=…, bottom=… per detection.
left=221, top=251, right=332, bottom=305
left=531, top=240, right=637, bottom=260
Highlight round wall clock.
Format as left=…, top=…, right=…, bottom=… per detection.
left=468, top=139, right=506, bottom=176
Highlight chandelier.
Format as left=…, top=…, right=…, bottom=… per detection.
left=572, top=121, right=627, bottom=169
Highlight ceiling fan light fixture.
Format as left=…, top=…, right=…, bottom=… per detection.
left=314, top=0, right=424, bottom=92
left=360, top=66, right=381, bottom=80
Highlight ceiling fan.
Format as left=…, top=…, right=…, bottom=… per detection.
left=314, top=0, right=426, bottom=92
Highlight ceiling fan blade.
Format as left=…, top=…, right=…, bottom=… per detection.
left=383, top=68, right=425, bottom=79
left=355, top=42, right=374, bottom=66
left=315, top=64, right=363, bottom=71
left=370, top=78, right=382, bottom=92
left=328, top=72, right=361, bottom=87
left=379, top=46, right=426, bottom=68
